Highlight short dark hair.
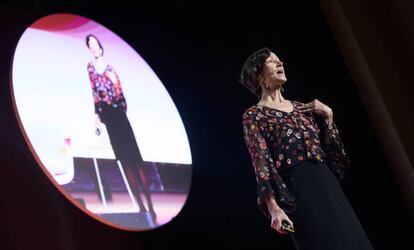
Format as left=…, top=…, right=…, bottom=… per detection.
left=86, top=34, right=104, bottom=56
left=239, top=47, right=271, bottom=98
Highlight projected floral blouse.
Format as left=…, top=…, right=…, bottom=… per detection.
left=242, top=100, right=350, bottom=218
left=87, top=62, right=127, bottom=113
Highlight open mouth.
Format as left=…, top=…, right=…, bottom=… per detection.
left=276, top=69, right=284, bottom=74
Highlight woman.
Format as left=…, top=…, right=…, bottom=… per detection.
left=240, top=47, right=374, bottom=249
left=85, top=34, right=157, bottom=223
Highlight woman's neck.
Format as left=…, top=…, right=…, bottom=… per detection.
left=95, top=56, right=104, bottom=63
left=259, top=88, right=286, bottom=104
left=93, top=56, right=107, bottom=74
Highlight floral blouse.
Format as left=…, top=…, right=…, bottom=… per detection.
left=87, top=62, right=127, bottom=113
left=242, top=100, right=350, bottom=218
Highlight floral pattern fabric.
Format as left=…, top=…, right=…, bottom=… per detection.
left=87, top=62, right=127, bottom=113
left=242, top=100, right=350, bottom=218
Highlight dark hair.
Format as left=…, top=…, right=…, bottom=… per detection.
left=86, top=34, right=104, bottom=56
left=239, top=47, right=271, bottom=98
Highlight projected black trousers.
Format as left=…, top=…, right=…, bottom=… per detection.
left=96, top=103, right=157, bottom=212
left=97, top=103, right=144, bottom=168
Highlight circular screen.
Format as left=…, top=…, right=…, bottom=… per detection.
left=11, top=13, right=192, bottom=231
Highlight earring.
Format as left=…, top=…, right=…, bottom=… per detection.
left=281, top=86, right=285, bottom=92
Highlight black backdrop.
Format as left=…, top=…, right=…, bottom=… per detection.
left=0, top=1, right=411, bottom=249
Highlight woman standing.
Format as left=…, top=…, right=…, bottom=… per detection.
left=86, top=34, right=157, bottom=223
left=240, top=47, right=374, bottom=249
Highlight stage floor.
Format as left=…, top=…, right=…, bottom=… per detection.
left=71, top=191, right=188, bottom=227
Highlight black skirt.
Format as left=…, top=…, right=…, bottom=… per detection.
left=97, top=103, right=144, bottom=168
left=281, top=160, right=374, bottom=250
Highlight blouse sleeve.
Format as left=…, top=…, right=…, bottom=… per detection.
left=107, top=66, right=127, bottom=112
left=318, top=118, right=351, bottom=180
left=242, top=111, right=296, bottom=218
left=87, top=63, right=100, bottom=114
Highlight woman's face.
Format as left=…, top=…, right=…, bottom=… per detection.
left=260, top=52, right=287, bottom=88
left=87, top=36, right=102, bottom=58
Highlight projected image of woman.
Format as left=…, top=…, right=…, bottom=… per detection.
left=239, top=48, right=374, bottom=249
left=85, top=34, right=157, bottom=223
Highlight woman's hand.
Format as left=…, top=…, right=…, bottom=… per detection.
left=269, top=208, right=294, bottom=234
left=95, top=114, right=102, bottom=136
left=296, top=99, right=333, bottom=124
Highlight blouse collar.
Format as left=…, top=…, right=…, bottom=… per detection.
left=256, top=100, right=297, bottom=114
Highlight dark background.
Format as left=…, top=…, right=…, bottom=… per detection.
left=0, top=1, right=411, bottom=249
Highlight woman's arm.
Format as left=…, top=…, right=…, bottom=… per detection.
left=313, top=106, right=350, bottom=180
left=265, top=195, right=294, bottom=234
left=106, top=67, right=122, bottom=98
left=297, top=99, right=351, bottom=180
left=106, top=66, right=127, bottom=112
left=319, top=116, right=351, bottom=180
left=87, top=63, right=100, bottom=110
left=243, top=113, right=277, bottom=218
left=242, top=111, right=296, bottom=218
